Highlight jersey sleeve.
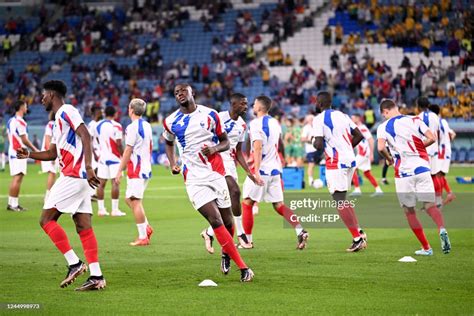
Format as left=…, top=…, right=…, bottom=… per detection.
left=16, top=120, right=27, bottom=136
left=376, top=123, right=387, bottom=140
left=114, top=123, right=123, bottom=140
left=162, top=117, right=175, bottom=142
left=63, top=108, right=84, bottom=131
left=249, top=120, right=265, bottom=142
left=45, top=122, right=53, bottom=137
left=360, top=126, right=372, bottom=140
left=312, top=115, right=323, bottom=138
left=238, top=123, right=247, bottom=143
left=416, top=119, right=430, bottom=136
left=125, top=124, right=138, bottom=147
left=209, top=110, right=224, bottom=137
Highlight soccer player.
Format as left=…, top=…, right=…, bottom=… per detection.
left=377, top=99, right=451, bottom=255
left=429, top=104, right=456, bottom=205
left=6, top=100, right=39, bottom=211
left=350, top=114, right=383, bottom=197
left=241, top=95, right=309, bottom=250
left=88, top=107, right=102, bottom=172
left=41, top=111, right=58, bottom=202
left=301, top=114, right=317, bottom=186
left=163, top=84, right=254, bottom=282
left=17, top=80, right=106, bottom=290
left=200, top=93, right=255, bottom=253
left=416, top=97, right=442, bottom=207
left=96, top=106, right=126, bottom=217
left=312, top=92, right=367, bottom=252
left=115, top=99, right=153, bottom=246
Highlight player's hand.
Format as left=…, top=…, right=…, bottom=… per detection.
left=386, top=157, right=394, bottom=166
left=171, top=165, right=181, bottom=175
left=248, top=173, right=264, bottom=186
left=254, top=173, right=264, bottom=186
left=114, top=172, right=122, bottom=185
left=86, top=167, right=100, bottom=189
left=201, top=145, right=217, bottom=157
left=16, top=148, right=29, bottom=159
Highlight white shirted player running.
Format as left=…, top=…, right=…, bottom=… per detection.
left=96, top=106, right=125, bottom=217
left=377, top=99, right=451, bottom=256
left=41, top=112, right=58, bottom=202
left=163, top=84, right=254, bottom=282
left=200, top=93, right=256, bottom=253
left=17, top=80, right=106, bottom=291
left=312, top=91, right=367, bottom=252
left=6, top=100, right=39, bottom=211
left=115, top=99, right=154, bottom=246
left=349, top=114, right=383, bottom=197
left=87, top=107, right=102, bottom=172
left=301, top=114, right=317, bottom=187
left=241, top=95, right=309, bottom=250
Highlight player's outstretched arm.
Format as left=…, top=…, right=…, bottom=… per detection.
left=20, top=134, right=39, bottom=152
left=350, top=127, right=364, bottom=148
left=17, top=144, right=57, bottom=161
left=165, top=140, right=180, bottom=174
left=423, top=130, right=436, bottom=147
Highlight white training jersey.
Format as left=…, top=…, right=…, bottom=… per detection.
left=377, top=115, right=430, bottom=178
left=219, top=111, right=246, bottom=162
left=87, top=120, right=100, bottom=160
left=163, top=104, right=226, bottom=183
left=356, top=123, right=372, bottom=158
left=96, top=119, right=123, bottom=166
left=41, top=120, right=54, bottom=151
left=312, top=109, right=356, bottom=170
left=301, top=123, right=316, bottom=154
left=248, top=115, right=282, bottom=176
left=6, top=115, right=27, bottom=159
left=125, top=118, right=153, bottom=179
left=52, top=104, right=87, bottom=178
left=417, top=110, right=439, bottom=156
left=438, top=118, right=452, bottom=160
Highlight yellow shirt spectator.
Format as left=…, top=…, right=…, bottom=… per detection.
left=405, top=17, right=415, bottom=30
left=431, top=5, right=439, bottom=19
left=441, top=16, right=449, bottom=27
left=422, top=6, right=430, bottom=21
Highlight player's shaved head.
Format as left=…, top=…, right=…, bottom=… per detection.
left=229, top=93, right=248, bottom=117
left=174, top=83, right=195, bottom=108
left=230, top=93, right=246, bottom=102
left=105, top=106, right=116, bottom=118
left=129, top=98, right=147, bottom=116
left=429, top=104, right=440, bottom=115
left=379, top=99, right=397, bottom=112
left=416, top=97, right=430, bottom=110
left=43, top=80, right=67, bottom=98
left=317, top=91, right=332, bottom=109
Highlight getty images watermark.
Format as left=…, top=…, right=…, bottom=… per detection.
left=286, top=198, right=357, bottom=226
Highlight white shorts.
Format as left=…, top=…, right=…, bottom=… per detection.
left=439, top=158, right=450, bottom=174
left=9, top=158, right=27, bottom=176
left=395, top=172, right=435, bottom=208
left=242, top=174, right=284, bottom=203
left=43, top=176, right=92, bottom=214
left=126, top=178, right=149, bottom=199
left=325, top=168, right=355, bottom=195
left=224, top=159, right=238, bottom=181
left=41, top=160, right=58, bottom=174
left=97, top=162, right=121, bottom=179
left=429, top=155, right=441, bottom=174
left=355, top=155, right=371, bottom=172
left=186, top=177, right=231, bottom=210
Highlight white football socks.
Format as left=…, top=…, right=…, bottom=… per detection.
left=64, top=249, right=80, bottom=266
left=137, top=223, right=147, bottom=239
left=234, top=215, right=244, bottom=236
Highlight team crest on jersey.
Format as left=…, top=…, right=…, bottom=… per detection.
left=200, top=121, right=205, bottom=128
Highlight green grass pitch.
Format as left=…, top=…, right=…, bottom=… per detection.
left=0, top=164, right=473, bottom=315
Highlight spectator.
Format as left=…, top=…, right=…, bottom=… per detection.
left=202, top=63, right=210, bottom=83
left=262, top=66, right=270, bottom=86
left=191, top=63, right=200, bottom=82
left=299, top=55, right=308, bottom=67
left=335, top=23, right=343, bottom=45
left=323, top=25, right=332, bottom=45
left=2, top=36, right=12, bottom=59
left=284, top=53, right=293, bottom=66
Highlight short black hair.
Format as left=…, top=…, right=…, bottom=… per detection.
left=429, top=104, right=440, bottom=115
left=230, top=93, right=246, bottom=102
left=43, top=80, right=67, bottom=98
left=317, top=91, right=332, bottom=108
left=416, top=96, right=430, bottom=110
left=255, top=95, right=272, bottom=112
left=380, top=99, right=397, bottom=112
left=13, top=100, right=26, bottom=112
left=105, top=106, right=116, bottom=117
left=352, top=113, right=362, bottom=118
left=91, top=106, right=102, bottom=114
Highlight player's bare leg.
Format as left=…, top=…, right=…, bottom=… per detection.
left=7, top=173, right=26, bottom=211
left=272, top=201, right=309, bottom=250
left=39, top=208, right=87, bottom=287
left=226, top=176, right=252, bottom=248
left=128, top=197, right=152, bottom=246
left=332, top=190, right=367, bottom=252
left=72, top=213, right=106, bottom=291
left=96, top=179, right=109, bottom=216
left=404, top=207, right=433, bottom=256
left=198, top=201, right=253, bottom=281
left=110, top=179, right=125, bottom=216
left=439, top=171, right=456, bottom=205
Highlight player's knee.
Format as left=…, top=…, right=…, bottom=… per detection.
left=230, top=186, right=241, bottom=200
left=273, top=202, right=284, bottom=210
left=208, top=215, right=224, bottom=228
left=39, top=217, right=51, bottom=228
